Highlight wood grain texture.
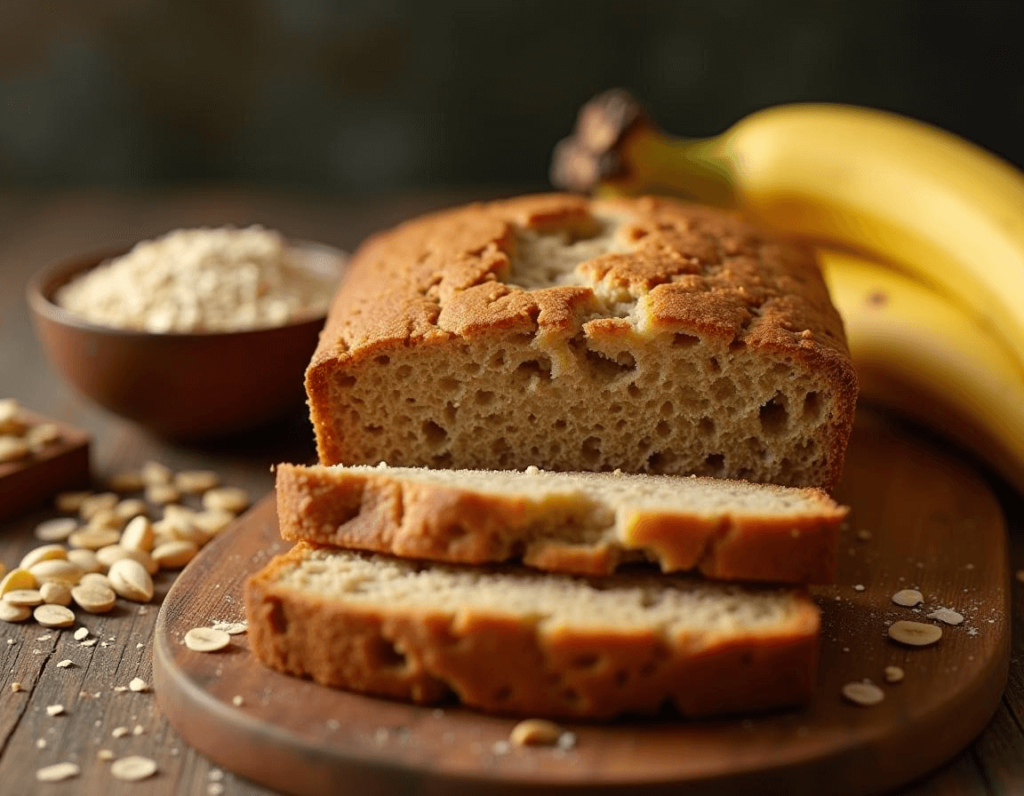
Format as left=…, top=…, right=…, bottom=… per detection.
left=0, top=190, right=1022, bottom=796
left=153, top=411, right=1010, bottom=796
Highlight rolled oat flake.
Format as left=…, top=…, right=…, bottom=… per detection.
left=111, top=755, right=158, bottom=781
left=184, top=627, right=231, bottom=652
left=842, top=681, right=885, bottom=706
left=888, top=620, right=943, bottom=647
left=891, top=589, right=923, bottom=607
left=36, top=762, right=80, bottom=781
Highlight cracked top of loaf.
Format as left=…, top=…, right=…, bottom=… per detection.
left=306, top=193, right=857, bottom=489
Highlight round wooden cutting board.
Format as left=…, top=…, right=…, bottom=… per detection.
left=153, top=411, right=1011, bottom=796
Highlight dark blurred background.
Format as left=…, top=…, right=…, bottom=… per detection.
left=1, top=0, right=1022, bottom=195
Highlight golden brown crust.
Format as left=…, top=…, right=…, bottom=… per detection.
left=244, top=544, right=820, bottom=719
left=275, top=464, right=845, bottom=583
left=307, top=193, right=858, bottom=488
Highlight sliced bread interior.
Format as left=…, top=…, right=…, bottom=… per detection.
left=276, top=463, right=847, bottom=583
left=245, top=543, right=820, bottom=719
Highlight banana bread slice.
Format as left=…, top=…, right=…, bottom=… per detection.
left=245, top=544, right=820, bottom=719
left=276, top=463, right=847, bottom=583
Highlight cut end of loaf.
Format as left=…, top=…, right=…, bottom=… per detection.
left=244, top=544, right=820, bottom=719
left=307, top=194, right=857, bottom=489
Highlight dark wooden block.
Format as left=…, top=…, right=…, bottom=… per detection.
left=0, top=409, right=90, bottom=523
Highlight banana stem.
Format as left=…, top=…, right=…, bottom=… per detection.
left=617, top=127, right=737, bottom=208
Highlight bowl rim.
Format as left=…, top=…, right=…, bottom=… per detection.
left=27, top=238, right=347, bottom=340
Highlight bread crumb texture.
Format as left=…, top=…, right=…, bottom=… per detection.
left=244, top=544, right=820, bottom=719
left=275, top=464, right=847, bottom=583
left=307, top=194, right=857, bottom=488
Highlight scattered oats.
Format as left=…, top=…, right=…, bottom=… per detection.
left=510, top=718, right=563, bottom=747
left=36, top=762, right=80, bottom=782
left=327, top=719, right=340, bottom=730
left=208, top=784, right=225, bottom=796
left=171, top=748, right=180, bottom=756
left=112, top=726, right=130, bottom=738
left=40, top=581, right=73, bottom=607
left=68, top=527, right=121, bottom=551
left=30, top=558, right=84, bottom=585
left=184, top=627, right=231, bottom=652
left=74, top=627, right=89, bottom=641
left=889, top=620, right=943, bottom=647
left=884, top=666, right=905, bottom=683
left=46, top=704, right=65, bottom=716
left=120, top=516, right=155, bottom=553
left=34, top=604, right=76, bottom=628
left=111, top=755, right=158, bottom=781
left=202, top=486, right=250, bottom=514
left=175, top=469, right=220, bottom=494
left=146, top=483, right=180, bottom=505
left=842, top=647, right=850, bottom=653
left=0, top=435, right=30, bottom=462
left=21, top=543, right=70, bottom=570
left=557, top=731, right=577, bottom=750
left=0, top=567, right=37, bottom=595
left=4, top=588, right=44, bottom=607
left=56, top=659, right=74, bottom=668
left=927, top=608, right=965, bottom=626
left=114, top=686, right=129, bottom=693
left=35, top=517, right=78, bottom=542
left=129, top=677, right=148, bottom=692
left=152, top=540, right=198, bottom=570
left=97, top=749, right=115, bottom=762
left=968, top=627, right=980, bottom=637
left=115, top=498, right=149, bottom=522
left=856, top=529, right=872, bottom=541
left=208, top=768, right=225, bottom=781
left=0, top=602, right=32, bottom=623
left=492, top=740, right=511, bottom=755
left=107, top=558, right=154, bottom=603
left=0, top=399, right=23, bottom=433
left=141, top=460, right=173, bottom=485
left=67, top=549, right=103, bottom=574
left=138, top=606, right=149, bottom=615
left=56, top=491, right=92, bottom=514
left=80, top=638, right=98, bottom=647
left=132, top=725, right=145, bottom=736
left=79, top=492, right=119, bottom=521
left=108, top=470, right=145, bottom=493
left=10, top=682, right=23, bottom=692
left=193, top=509, right=235, bottom=535
left=137, top=642, right=144, bottom=649
left=852, top=584, right=865, bottom=592
left=26, top=422, right=61, bottom=450
left=892, top=589, right=924, bottom=607
left=211, top=620, right=247, bottom=635
left=842, top=681, right=885, bottom=706
left=36, top=738, right=47, bottom=749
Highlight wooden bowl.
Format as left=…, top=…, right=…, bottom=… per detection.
left=27, top=242, right=346, bottom=440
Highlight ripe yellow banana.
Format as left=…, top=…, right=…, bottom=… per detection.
left=551, top=90, right=1024, bottom=379
left=817, top=248, right=1024, bottom=494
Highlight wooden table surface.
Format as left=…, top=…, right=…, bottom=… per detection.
left=1, top=189, right=1022, bottom=796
